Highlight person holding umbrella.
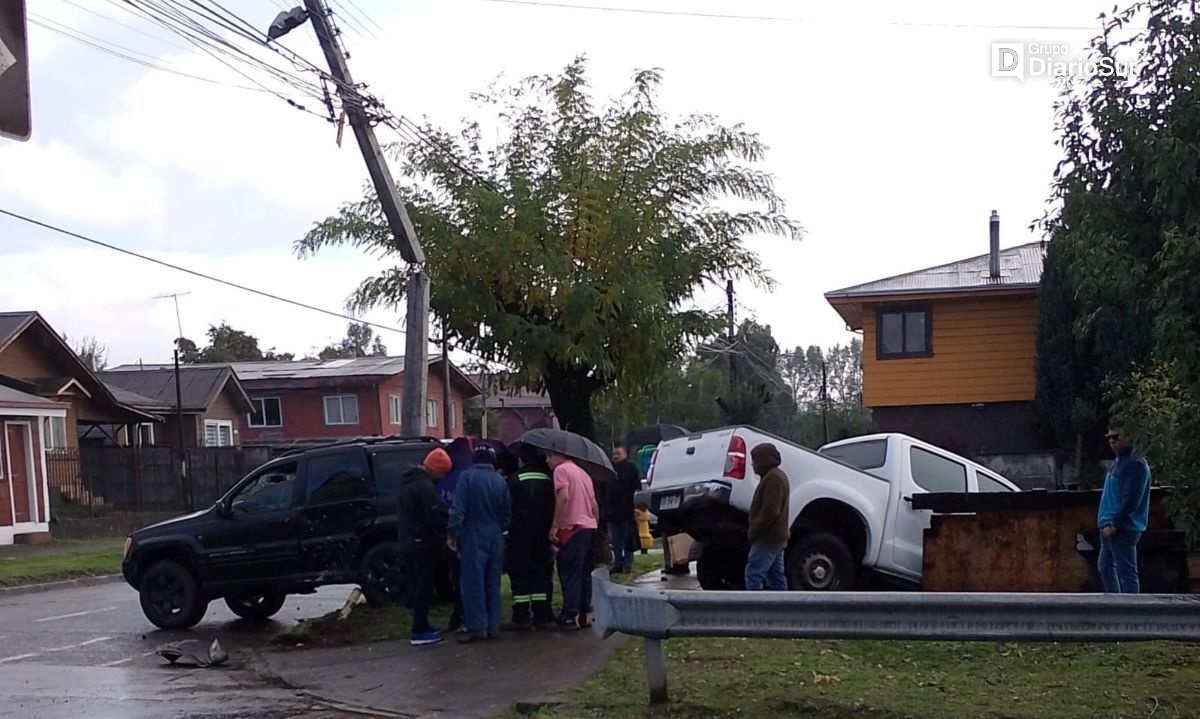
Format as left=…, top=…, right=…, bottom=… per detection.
left=548, top=450, right=600, bottom=630
left=504, top=444, right=556, bottom=630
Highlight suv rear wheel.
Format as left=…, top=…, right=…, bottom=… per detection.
left=224, top=589, right=287, bottom=621
left=359, top=541, right=408, bottom=607
left=139, top=559, right=208, bottom=630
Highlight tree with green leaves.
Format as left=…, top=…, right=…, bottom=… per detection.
left=1036, top=0, right=1200, bottom=525
left=177, top=323, right=294, bottom=363
left=297, top=58, right=800, bottom=439
left=317, top=322, right=388, bottom=360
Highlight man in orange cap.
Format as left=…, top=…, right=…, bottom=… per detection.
left=397, top=447, right=454, bottom=646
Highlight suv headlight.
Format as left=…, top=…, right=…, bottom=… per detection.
left=123, top=537, right=133, bottom=559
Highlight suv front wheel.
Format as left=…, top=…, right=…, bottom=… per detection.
left=359, top=541, right=409, bottom=607
left=139, top=559, right=208, bottom=630
left=224, top=589, right=287, bottom=621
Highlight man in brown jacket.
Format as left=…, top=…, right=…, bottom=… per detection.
left=745, top=443, right=790, bottom=590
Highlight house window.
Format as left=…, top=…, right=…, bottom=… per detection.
left=426, top=399, right=438, bottom=428
left=389, top=395, right=402, bottom=426
left=204, top=420, right=234, bottom=448
left=43, top=416, right=67, bottom=450
left=248, top=397, right=283, bottom=428
left=324, top=395, right=360, bottom=426
left=448, top=401, right=457, bottom=431
left=137, top=423, right=155, bottom=447
left=877, top=307, right=932, bottom=359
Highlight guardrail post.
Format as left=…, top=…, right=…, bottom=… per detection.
left=644, top=638, right=668, bottom=705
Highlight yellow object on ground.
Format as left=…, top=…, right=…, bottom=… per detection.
left=635, top=508, right=653, bottom=550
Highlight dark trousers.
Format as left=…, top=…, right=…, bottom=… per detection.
left=446, top=549, right=464, bottom=628
left=556, top=528, right=596, bottom=621
left=508, top=532, right=555, bottom=623
left=405, top=545, right=434, bottom=634
left=608, top=519, right=633, bottom=571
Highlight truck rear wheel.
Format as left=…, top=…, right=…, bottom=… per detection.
left=697, top=544, right=745, bottom=590
left=787, top=532, right=857, bottom=591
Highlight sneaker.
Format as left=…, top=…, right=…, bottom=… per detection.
left=410, top=629, right=444, bottom=646
left=554, top=616, right=581, bottom=632
left=458, top=630, right=488, bottom=645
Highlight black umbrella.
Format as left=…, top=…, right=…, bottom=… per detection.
left=512, top=428, right=615, bottom=483
left=623, top=424, right=689, bottom=448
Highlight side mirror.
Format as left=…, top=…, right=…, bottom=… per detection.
left=216, top=501, right=234, bottom=519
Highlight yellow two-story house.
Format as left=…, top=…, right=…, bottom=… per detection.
left=825, top=213, right=1048, bottom=473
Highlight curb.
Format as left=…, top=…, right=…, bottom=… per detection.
left=0, top=573, right=123, bottom=597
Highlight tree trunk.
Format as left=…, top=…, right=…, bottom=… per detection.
left=543, top=362, right=599, bottom=441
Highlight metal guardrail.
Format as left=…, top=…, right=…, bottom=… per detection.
left=590, top=568, right=1200, bottom=704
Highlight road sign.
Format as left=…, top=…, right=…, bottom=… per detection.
left=0, top=0, right=30, bottom=141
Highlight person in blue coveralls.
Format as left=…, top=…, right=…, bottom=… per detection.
left=448, top=445, right=512, bottom=643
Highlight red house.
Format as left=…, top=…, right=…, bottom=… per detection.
left=221, top=357, right=481, bottom=447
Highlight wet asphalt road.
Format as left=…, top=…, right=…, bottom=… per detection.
left=0, top=580, right=374, bottom=718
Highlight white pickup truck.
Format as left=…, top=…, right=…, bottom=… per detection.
left=639, top=427, right=1019, bottom=590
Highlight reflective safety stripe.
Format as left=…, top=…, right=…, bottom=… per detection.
left=518, top=472, right=551, bottom=482
left=512, top=595, right=532, bottom=603
left=530, top=593, right=548, bottom=602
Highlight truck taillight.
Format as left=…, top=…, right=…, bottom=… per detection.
left=647, top=449, right=659, bottom=487
left=723, top=436, right=746, bottom=479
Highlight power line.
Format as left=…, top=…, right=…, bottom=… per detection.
left=0, top=208, right=508, bottom=369
left=28, top=14, right=296, bottom=94
left=329, top=0, right=377, bottom=39
left=478, top=0, right=1106, bottom=31
left=0, top=208, right=409, bottom=339
left=341, top=0, right=385, bottom=34
left=57, top=0, right=192, bottom=50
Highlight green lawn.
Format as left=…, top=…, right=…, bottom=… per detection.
left=0, top=539, right=125, bottom=587
left=273, top=552, right=663, bottom=647
left=510, top=635, right=1200, bottom=719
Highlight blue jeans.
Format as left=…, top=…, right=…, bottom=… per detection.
left=460, top=529, right=504, bottom=633
left=608, top=519, right=633, bottom=571
left=1098, top=530, right=1142, bottom=594
left=745, top=542, right=787, bottom=591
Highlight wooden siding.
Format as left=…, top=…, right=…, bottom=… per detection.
left=862, top=293, right=1037, bottom=407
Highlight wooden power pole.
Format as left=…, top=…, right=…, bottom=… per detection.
left=304, top=0, right=430, bottom=435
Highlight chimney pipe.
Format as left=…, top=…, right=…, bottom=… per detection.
left=989, top=210, right=1000, bottom=278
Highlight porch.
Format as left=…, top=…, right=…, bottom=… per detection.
left=0, top=386, right=66, bottom=546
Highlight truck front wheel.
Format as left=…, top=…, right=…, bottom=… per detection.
left=787, top=532, right=857, bottom=591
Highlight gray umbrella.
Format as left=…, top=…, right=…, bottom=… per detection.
left=512, top=428, right=615, bottom=483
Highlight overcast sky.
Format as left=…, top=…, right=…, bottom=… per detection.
left=0, top=0, right=1110, bottom=367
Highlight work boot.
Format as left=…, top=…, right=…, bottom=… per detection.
left=532, top=601, right=555, bottom=630
left=504, top=605, right=532, bottom=631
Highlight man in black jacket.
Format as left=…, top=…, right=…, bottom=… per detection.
left=396, top=448, right=454, bottom=646
left=505, top=444, right=557, bottom=629
left=607, top=446, right=641, bottom=573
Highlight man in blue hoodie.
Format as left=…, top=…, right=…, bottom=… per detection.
left=1097, top=423, right=1152, bottom=594
left=448, top=446, right=511, bottom=643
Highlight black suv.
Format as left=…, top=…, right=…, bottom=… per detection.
left=122, top=436, right=442, bottom=629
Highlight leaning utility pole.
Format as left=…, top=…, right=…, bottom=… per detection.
left=726, top=279, right=736, bottom=392
left=303, top=0, right=430, bottom=435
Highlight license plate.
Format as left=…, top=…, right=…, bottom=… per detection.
left=658, top=494, right=681, bottom=511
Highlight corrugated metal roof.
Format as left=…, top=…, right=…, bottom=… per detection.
left=99, top=368, right=233, bottom=412
left=228, top=357, right=409, bottom=380
left=104, top=384, right=174, bottom=412
left=825, top=242, right=1046, bottom=299
left=0, top=312, right=36, bottom=350
left=0, top=384, right=62, bottom=408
